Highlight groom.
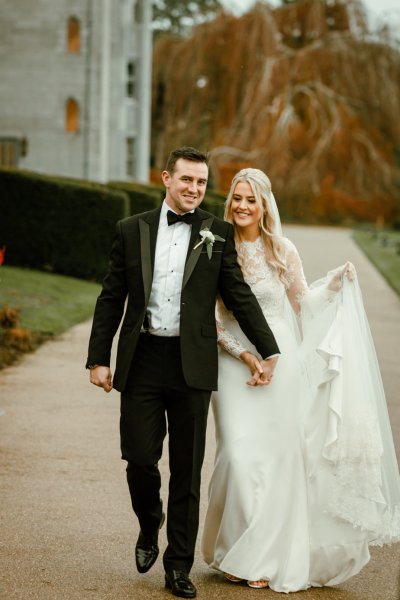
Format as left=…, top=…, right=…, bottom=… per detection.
left=86, top=146, right=279, bottom=598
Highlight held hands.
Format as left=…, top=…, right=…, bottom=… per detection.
left=241, top=352, right=279, bottom=387
left=89, top=366, right=113, bottom=393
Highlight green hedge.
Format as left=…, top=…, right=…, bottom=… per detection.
left=108, top=180, right=164, bottom=214
left=0, top=169, right=129, bottom=281
left=203, top=188, right=226, bottom=219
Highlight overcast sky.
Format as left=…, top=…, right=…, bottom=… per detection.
left=219, top=0, right=400, bottom=19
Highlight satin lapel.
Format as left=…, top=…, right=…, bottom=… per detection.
left=182, top=215, right=214, bottom=289
left=139, top=210, right=160, bottom=304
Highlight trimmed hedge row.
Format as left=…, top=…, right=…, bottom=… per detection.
left=203, top=189, right=226, bottom=219
left=0, top=169, right=129, bottom=281
left=0, top=169, right=227, bottom=281
left=108, top=180, right=164, bottom=214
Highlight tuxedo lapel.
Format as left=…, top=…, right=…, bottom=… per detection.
left=182, top=215, right=214, bottom=289
left=139, top=209, right=161, bottom=305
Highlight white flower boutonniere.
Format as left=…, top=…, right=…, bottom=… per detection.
left=193, top=227, right=225, bottom=259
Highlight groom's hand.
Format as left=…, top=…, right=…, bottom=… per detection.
left=249, top=356, right=279, bottom=387
left=240, top=351, right=263, bottom=385
left=89, top=365, right=113, bottom=393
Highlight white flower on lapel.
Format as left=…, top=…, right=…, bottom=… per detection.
left=193, top=227, right=225, bottom=259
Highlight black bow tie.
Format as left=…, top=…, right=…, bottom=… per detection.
left=167, top=210, right=197, bottom=226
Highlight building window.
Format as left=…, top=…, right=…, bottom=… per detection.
left=65, top=98, right=80, bottom=132
left=67, top=16, right=80, bottom=53
left=0, top=138, right=20, bottom=167
left=134, top=0, right=143, bottom=24
left=126, top=137, right=136, bottom=177
left=127, top=60, right=137, bottom=98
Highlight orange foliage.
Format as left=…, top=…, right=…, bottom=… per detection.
left=0, top=305, right=19, bottom=329
left=0, top=305, right=49, bottom=369
left=151, top=0, right=400, bottom=223
left=218, top=162, right=253, bottom=192
left=314, top=174, right=396, bottom=223
left=149, top=167, right=163, bottom=186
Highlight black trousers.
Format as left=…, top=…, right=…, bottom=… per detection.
left=120, top=333, right=211, bottom=573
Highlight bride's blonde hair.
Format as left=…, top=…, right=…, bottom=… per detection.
left=224, top=168, right=288, bottom=285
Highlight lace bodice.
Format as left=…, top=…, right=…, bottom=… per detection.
left=217, top=236, right=339, bottom=359
left=239, top=236, right=305, bottom=319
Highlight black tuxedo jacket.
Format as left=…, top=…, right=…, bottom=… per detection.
left=86, top=206, right=279, bottom=392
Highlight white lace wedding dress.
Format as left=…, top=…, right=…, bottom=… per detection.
left=201, top=236, right=400, bottom=593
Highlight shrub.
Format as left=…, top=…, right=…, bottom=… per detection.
left=0, top=304, right=51, bottom=369
left=203, top=188, right=226, bottom=219
left=108, top=180, right=164, bottom=214
left=0, top=169, right=129, bottom=281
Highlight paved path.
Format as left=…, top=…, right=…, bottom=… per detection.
left=1, top=226, right=399, bottom=600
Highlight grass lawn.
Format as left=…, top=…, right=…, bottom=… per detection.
left=352, top=229, right=400, bottom=296
left=0, top=266, right=101, bottom=335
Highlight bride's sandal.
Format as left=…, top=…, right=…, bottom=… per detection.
left=223, top=572, right=243, bottom=583
left=247, top=579, right=269, bottom=589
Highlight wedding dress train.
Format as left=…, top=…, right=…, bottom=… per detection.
left=201, top=236, right=400, bottom=593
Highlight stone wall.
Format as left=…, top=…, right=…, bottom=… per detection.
left=0, top=0, right=152, bottom=182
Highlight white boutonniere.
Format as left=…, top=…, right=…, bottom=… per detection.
left=193, top=227, right=225, bottom=259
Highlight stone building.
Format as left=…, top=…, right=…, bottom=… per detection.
left=0, top=0, right=152, bottom=182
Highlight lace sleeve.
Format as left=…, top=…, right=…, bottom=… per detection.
left=284, top=237, right=347, bottom=317
left=216, top=297, right=248, bottom=360
left=284, top=238, right=308, bottom=316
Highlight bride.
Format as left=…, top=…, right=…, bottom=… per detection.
left=201, top=168, right=400, bottom=592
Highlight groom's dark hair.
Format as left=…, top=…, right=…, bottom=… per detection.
left=165, top=146, right=209, bottom=174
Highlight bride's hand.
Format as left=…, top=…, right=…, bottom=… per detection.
left=240, top=351, right=263, bottom=385
left=343, top=261, right=356, bottom=281
left=328, top=261, right=356, bottom=292
left=256, top=356, right=279, bottom=386
left=244, top=355, right=278, bottom=387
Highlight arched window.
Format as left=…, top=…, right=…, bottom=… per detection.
left=67, top=17, right=80, bottom=53
left=65, top=98, right=79, bottom=133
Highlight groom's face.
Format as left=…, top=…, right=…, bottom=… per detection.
left=162, top=158, right=208, bottom=214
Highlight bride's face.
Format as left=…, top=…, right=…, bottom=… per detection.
left=231, top=181, right=262, bottom=234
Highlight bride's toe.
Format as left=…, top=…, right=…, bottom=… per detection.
left=247, top=579, right=269, bottom=589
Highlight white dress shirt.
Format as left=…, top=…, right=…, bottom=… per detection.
left=146, top=201, right=193, bottom=336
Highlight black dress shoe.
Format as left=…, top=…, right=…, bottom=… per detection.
left=165, top=570, right=197, bottom=598
left=135, top=512, right=165, bottom=573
